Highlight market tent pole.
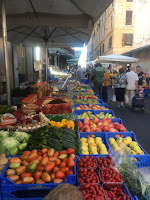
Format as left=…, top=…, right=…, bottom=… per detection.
left=45, top=44, right=48, bottom=81
left=1, top=0, right=11, bottom=105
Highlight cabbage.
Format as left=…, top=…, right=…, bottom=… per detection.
left=0, top=137, right=20, bottom=155
left=11, top=131, right=30, bottom=143
left=0, top=131, right=9, bottom=139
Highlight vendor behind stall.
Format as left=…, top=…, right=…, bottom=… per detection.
left=42, top=63, right=54, bottom=81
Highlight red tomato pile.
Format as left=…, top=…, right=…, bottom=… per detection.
left=78, top=156, right=97, bottom=168
left=104, top=184, right=130, bottom=200
left=6, top=148, right=75, bottom=184
left=78, top=168, right=100, bottom=184
left=96, top=156, right=115, bottom=168
left=100, top=167, right=123, bottom=183
left=80, top=183, right=105, bottom=200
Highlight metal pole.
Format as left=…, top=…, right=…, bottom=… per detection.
left=58, top=56, right=59, bottom=68
left=2, top=0, right=11, bottom=105
left=45, top=45, right=48, bottom=81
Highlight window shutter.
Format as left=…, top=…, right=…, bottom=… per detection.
left=126, top=11, right=132, bottom=25
left=122, top=34, right=125, bottom=46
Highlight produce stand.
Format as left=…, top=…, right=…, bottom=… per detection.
left=0, top=78, right=150, bottom=200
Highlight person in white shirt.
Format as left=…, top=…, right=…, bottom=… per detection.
left=125, top=66, right=139, bottom=107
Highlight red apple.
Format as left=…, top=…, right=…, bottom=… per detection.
left=115, top=124, right=121, bottom=130
left=97, top=122, right=103, bottom=128
left=103, top=122, right=109, bottom=126
left=92, top=117, right=99, bottom=124
left=83, top=127, right=91, bottom=132
left=77, top=121, right=83, bottom=128
left=95, top=128, right=102, bottom=132
left=101, top=118, right=107, bottom=123
left=113, top=122, right=120, bottom=126
left=83, top=125, right=90, bottom=129
left=107, top=118, right=112, bottom=124
left=90, top=127, right=96, bottom=132
left=90, top=124, right=97, bottom=128
left=109, top=123, right=115, bottom=128
left=84, top=118, right=90, bottom=125
left=103, top=125, right=110, bottom=132
left=120, top=127, right=126, bottom=132
left=109, top=128, right=119, bottom=132
left=89, top=121, right=94, bottom=126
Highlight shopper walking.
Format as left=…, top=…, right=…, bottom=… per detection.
left=114, top=68, right=127, bottom=108
left=125, top=66, right=139, bottom=108
left=90, top=63, right=106, bottom=99
left=102, top=68, right=109, bottom=103
left=136, top=66, right=145, bottom=86
left=76, top=66, right=85, bottom=82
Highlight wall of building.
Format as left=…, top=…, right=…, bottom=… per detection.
left=87, top=0, right=134, bottom=61
left=133, top=0, right=150, bottom=49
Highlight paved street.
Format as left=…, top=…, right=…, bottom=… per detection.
left=107, top=88, right=150, bottom=153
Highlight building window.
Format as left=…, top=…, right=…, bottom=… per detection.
left=104, top=26, right=105, bottom=37
left=111, top=15, right=113, bottom=28
left=102, top=43, right=105, bottom=54
left=126, top=10, right=133, bottom=25
left=122, top=34, right=133, bottom=46
left=112, top=1, right=114, bottom=7
left=97, top=49, right=100, bottom=57
left=102, top=15, right=103, bottom=24
left=100, top=46, right=101, bottom=55
left=105, top=11, right=106, bottom=19
left=108, top=36, right=112, bottom=49
left=101, top=30, right=103, bottom=39
left=126, top=0, right=133, bottom=2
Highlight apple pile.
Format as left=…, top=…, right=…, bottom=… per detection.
left=77, top=118, right=126, bottom=133
left=76, top=104, right=108, bottom=110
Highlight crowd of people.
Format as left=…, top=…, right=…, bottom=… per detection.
left=75, top=63, right=146, bottom=109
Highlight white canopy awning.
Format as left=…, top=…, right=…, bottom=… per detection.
left=0, top=0, right=113, bottom=47
left=95, top=54, right=140, bottom=64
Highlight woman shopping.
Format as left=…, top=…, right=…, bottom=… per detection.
left=114, top=68, right=127, bottom=108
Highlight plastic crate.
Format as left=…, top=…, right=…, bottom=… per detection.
left=94, top=109, right=115, bottom=118
left=74, top=109, right=115, bottom=119
left=105, top=132, right=148, bottom=156
left=81, top=79, right=89, bottom=84
left=74, top=103, right=108, bottom=109
left=136, top=155, right=150, bottom=168
left=0, top=158, right=77, bottom=200
left=74, top=99, right=103, bottom=105
left=77, top=118, right=123, bottom=125
left=78, top=132, right=110, bottom=156
left=102, top=183, right=132, bottom=200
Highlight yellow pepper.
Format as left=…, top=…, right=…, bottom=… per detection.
left=55, top=122, right=64, bottom=128
left=50, top=120, right=56, bottom=126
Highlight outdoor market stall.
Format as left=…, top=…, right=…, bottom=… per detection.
left=0, top=77, right=150, bottom=200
